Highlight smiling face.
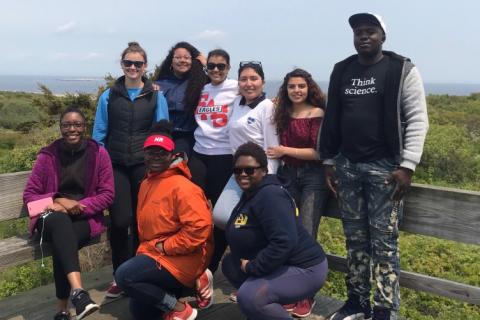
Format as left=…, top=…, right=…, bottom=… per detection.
left=287, top=76, right=308, bottom=105
left=207, top=55, right=230, bottom=85
left=121, top=52, right=147, bottom=82
left=171, top=48, right=192, bottom=77
left=234, top=155, right=267, bottom=193
left=144, top=147, right=173, bottom=173
left=238, top=67, right=264, bottom=104
left=353, top=24, right=384, bottom=59
left=60, top=112, right=85, bottom=147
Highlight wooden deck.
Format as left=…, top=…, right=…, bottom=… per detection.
left=0, top=265, right=343, bottom=320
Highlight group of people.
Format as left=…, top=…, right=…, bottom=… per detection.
left=23, top=12, right=428, bottom=320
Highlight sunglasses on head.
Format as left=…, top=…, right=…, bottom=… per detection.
left=122, top=59, right=145, bottom=68
left=233, top=166, right=263, bottom=175
left=239, top=61, right=262, bottom=68
left=206, top=62, right=227, bottom=71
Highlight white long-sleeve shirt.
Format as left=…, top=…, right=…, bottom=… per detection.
left=228, top=96, right=280, bottom=173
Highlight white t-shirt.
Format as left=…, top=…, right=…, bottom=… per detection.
left=228, top=96, right=280, bottom=173
left=193, top=79, right=238, bottom=155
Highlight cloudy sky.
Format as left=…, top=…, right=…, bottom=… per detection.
left=3, top=0, right=479, bottom=83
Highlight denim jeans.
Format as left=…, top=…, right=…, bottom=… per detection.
left=277, top=163, right=329, bottom=238
left=115, top=255, right=186, bottom=320
left=335, top=155, right=403, bottom=313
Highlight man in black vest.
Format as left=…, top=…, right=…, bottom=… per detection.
left=321, top=13, right=429, bottom=320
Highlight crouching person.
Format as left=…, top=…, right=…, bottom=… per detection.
left=115, top=120, right=213, bottom=320
left=222, top=142, right=328, bottom=320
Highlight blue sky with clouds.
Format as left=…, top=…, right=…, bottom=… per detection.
left=3, top=0, right=479, bottom=83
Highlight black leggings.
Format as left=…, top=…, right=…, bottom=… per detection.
left=188, top=151, right=232, bottom=273
left=110, top=163, right=146, bottom=272
left=37, top=212, right=91, bottom=299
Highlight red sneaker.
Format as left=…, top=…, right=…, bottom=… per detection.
left=291, top=298, right=316, bottom=318
left=283, top=302, right=296, bottom=312
left=105, top=281, right=124, bottom=298
left=163, top=302, right=197, bottom=320
left=195, top=269, right=214, bottom=309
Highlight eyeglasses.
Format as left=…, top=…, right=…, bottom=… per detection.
left=60, top=122, right=85, bottom=129
left=173, top=55, right=192, bottom=61
left=145, top=149, right=170, bottom=158
left=239, top=61, right=262, bottom=68
left=233, top=166, right=263, bottom=175
left=122, top=60, right=145, bottom=68
left=207, top=62, right=227, bottom=71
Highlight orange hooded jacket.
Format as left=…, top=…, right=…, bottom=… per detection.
left=136, top=156, right=213, bottom=287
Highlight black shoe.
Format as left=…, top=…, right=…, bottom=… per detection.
left=329, top=295, right=372, bottom=320
left=372, top=307, right=391, bottom=320
left=53, top=311, right=71, bottom=320
left=70, top=289, right=99, bottom=320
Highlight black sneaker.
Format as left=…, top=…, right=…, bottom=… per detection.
left=373, top=307, right=391, bottom=320
left=329, top=295, right=372, bottom=320
left=53, top=311, right=71, bottom=320
left=70, top=289, right=99, bottom=320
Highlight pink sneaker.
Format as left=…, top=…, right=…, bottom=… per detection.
left=283, top=302, right=296, bottom=312
left=291, top=298, right=316, bottom=318
left=195, top=269, right=214, bottom=309
left=163, top=302, right=197, bottom=320
left=105, top=281, right=124, bottom=298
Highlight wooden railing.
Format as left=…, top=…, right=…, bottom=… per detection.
left=0, top=171, right=479, bottom=305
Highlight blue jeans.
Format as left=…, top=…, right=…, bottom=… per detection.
left=222, top=253, right=328, bottom=320
left=115, top=255, right=186, bottom=320
left=335, top=155, right=403, bottom=312
left=277, top=163, right=329, bottom=238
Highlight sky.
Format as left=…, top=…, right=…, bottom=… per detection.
left=3, top=0, right=480, bottom=83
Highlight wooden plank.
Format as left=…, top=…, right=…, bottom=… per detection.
left=326, top=253, right=480, bottom=305
left=0, top=233, right=107, bottom=271
left=323, top=183, right=480, bottom=245
left=1, top=265, right=343, bottom=320
left=0, top=171, right=29, bottom=221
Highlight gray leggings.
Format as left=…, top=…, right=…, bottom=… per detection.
left=222, top=254, right=328, bottom=320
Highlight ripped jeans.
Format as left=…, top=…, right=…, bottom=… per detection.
left=335, top=154, right=403, bottom=312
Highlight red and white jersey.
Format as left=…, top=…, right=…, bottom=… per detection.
left=194, top=79, right=238, bottom=155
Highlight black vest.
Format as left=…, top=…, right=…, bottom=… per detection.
left=106, top=76, right=157, bottom=166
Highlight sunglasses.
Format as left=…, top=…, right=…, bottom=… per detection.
left=239, top=61, right=262, bottom=68
left=122, top=60, right=145, bottom=68
left=207, top=62, right=227, bottom=71
left=233, top=166, right=263, bottom=175
left=60, top=122, right=85, bottom=129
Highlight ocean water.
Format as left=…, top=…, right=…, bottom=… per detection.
left=0, top=75, right=479, bottom=97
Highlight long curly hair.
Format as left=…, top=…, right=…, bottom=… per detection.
left=273, top=68, right=326, bottom=134
left=153, top=42, right=207, bottom=113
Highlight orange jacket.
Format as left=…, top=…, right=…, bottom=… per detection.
left=136, top=156, right=213, bottom=287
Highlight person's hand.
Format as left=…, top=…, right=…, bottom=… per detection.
left=196, top=54, right=207, bottom=66
left=386, top=167, right=413, bottom=201
left=152, top=83, right=160, bottom=91
left=46, top=202, right=67, bottom=213
left=325, top=165, right=337, bottom=198
left=54, top=198, right=85, bottom=215
left=240, top=259, right=249, bottom=273
left=266, top=146, right=285, bottom=159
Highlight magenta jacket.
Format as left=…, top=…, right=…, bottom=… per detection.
left=23, top=138, right=115, bottom=237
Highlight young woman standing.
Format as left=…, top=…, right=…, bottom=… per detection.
left=268, top=68, right=328, bottom=239
left=92, top=42, right=169, bottom=297
left=154, top=42, right=208, bottom=158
